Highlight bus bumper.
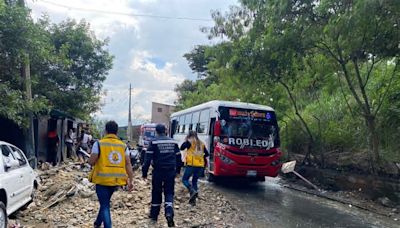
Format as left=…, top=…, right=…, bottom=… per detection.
left=214, top=165, right=281, bottom=177
left=213, top=158, right=282, bottom=178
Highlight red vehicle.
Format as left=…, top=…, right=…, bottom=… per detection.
left=170, top=100, right=282, bottom=181
left=138, top=123, right=157, bottom=163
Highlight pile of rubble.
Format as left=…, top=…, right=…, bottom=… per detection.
left=10, top=162, right=245, bottom=227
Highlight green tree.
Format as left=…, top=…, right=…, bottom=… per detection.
left=0, top=4, right=51, bottom=126
left=176, top=0, right=400, bottom=172
left=33, top=19, right=113, bottom=120
left=0, top=3, right=113, bottom=126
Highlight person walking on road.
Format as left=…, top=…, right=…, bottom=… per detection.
left=88, top=121, right=134, bottom=228
left=180, top=130, right=209, bottom=206
left=142, top=124, right=179, bottom=227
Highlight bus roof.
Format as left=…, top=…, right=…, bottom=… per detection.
left=171, top=100, right=274, bottom=118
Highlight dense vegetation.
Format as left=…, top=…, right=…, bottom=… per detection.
left=0, top=1, right=113, bottom=126
left=175, top=0, right=400, bottom=174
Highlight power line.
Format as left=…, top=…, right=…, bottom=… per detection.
left=38, top=0, right=213, bottom=22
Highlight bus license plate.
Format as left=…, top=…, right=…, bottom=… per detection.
left=247, top=170, right=257, bottom=177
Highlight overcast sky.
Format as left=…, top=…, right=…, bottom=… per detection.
left=26, top=0, right=235, bottom=126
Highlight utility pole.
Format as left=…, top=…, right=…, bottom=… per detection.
left=127, top=84, right=133, bottom=142
left=18, top=0, right=36, bottom=167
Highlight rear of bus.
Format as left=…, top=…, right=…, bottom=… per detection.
left=211, top=106, right=282, bottom=179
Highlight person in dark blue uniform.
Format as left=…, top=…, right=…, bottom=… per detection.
left=142, top=124, right=179, bottom=227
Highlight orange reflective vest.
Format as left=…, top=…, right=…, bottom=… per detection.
left=89, top=134, right=127, bottom=186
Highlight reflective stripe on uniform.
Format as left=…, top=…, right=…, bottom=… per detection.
left=151, top=204, right=161, bottom=207
left=151, top=140, right=177, bottom=144
left=165, top=202, right=173, bottom=207
left=97, top=173, right=127, bottom=177
left=146, top=150, right=154, bottom=154
left=98, top=142, right=126, bottom=148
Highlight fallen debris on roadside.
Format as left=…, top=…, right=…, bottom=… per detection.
left=10, top=162, right=246, bottom=227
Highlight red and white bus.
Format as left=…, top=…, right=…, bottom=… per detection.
left=170, top=100, right=282, bottom=181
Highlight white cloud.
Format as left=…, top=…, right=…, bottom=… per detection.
left=28, top=0, right=140, bottom=38
left=130, top=51, right=184, bottom=89
left=27, top=0, right=235, bottom=125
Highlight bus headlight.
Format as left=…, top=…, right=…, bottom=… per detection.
left=271, top=160, right=280, bottom=166
left=220, top=155, right=235, bottom=164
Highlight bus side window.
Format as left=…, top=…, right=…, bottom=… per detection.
left=174, top=120, right=179, bottom=134
left=198, top=109, right=210, bottom=134
left=192, top=111, right=200, bottom=132
left=184, top=113, right=192, bottom=134
left=178, top=115, right=185, bottom=133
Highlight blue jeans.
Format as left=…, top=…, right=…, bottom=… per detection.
left=182, top=166, right=203, bottom=192
left=94, top=185, right=116, bottom=228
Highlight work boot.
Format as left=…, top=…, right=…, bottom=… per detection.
left=189, top=188, right=198, bottom=202
left=148, top=215, right=157, bottom=225
left=189, top=196, right=196, bottom=206
left=166, top=216, right=175, bottom=227
left=148, top=214, right=158, bottom=220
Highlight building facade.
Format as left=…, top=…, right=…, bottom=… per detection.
left=151, top=102, right=175, bottom=128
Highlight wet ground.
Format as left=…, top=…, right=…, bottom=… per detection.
left=209, top=177, right=399, bottom=228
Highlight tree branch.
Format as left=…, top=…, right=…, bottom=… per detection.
left=364, top=56, right=377, bottom=88
left=352, top=58, right=372, bottom=115
left=278, top=79, right=314, bottom=143
left=315, top=41, right=340, bottom=63
left=337, top=53, right=367, bottom=115
left=337, top=75, right=356, bottom=118
left=374, top=58, right=399, bottom=116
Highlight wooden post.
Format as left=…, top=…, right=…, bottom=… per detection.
left=292, top=170, right=320, bottom=191
left=127, top=84, right=133, bottom=141
left=22, top=54, right=36, bottom=167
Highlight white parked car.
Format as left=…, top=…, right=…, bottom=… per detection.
left=0, top=141, right=38, bottom=227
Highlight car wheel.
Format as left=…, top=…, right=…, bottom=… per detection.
left=31, top=183, right=37, bottom=200
left=0, top=202, right=7, bottom=228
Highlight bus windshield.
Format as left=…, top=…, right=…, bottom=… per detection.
left=218, top=107, right=280, bottom=149
left=144, top=130, right=155, bottom=138
left=143, top=129, right=156, bottom=138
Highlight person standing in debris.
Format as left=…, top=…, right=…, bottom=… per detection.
left=47, top=127, right=59, bottom=166
left=79, top=130, right=90, bottom=151
left=88, top=121, right=134, bottom=228
left=77, top=129, right=90, bottom=164
left=142, top=124, right=179, bottom=227
left=180, top=130, right=209, bottom=206
left=65, top=129, right=74, bottom=159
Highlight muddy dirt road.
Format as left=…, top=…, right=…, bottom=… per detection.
left=210, top=177, right=399, bottom=228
